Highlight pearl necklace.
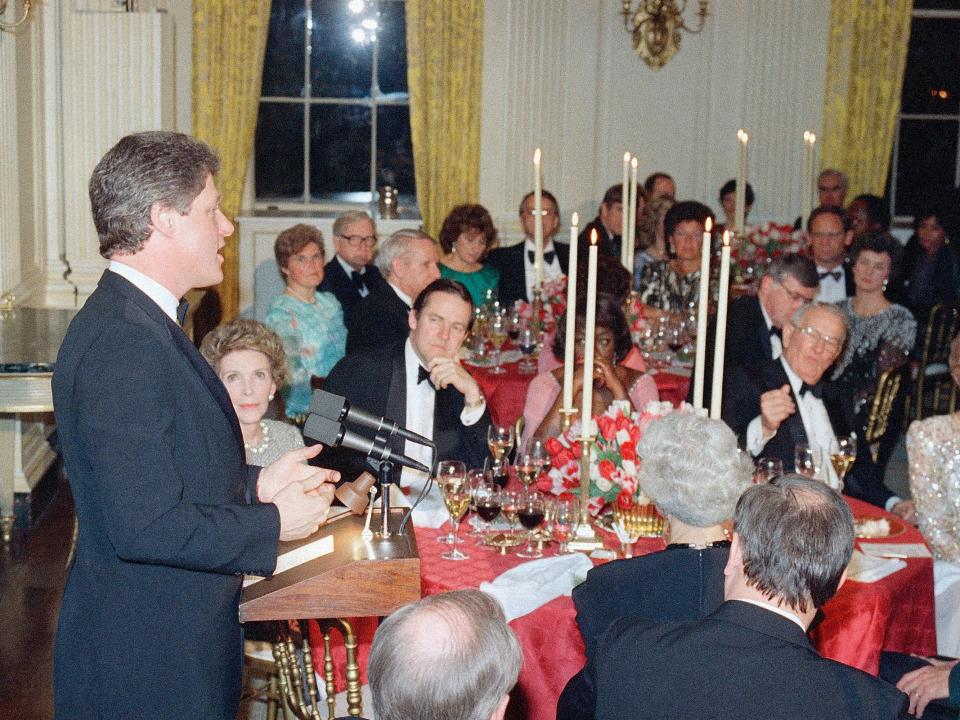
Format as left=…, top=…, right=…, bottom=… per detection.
left=244, top=421, right=270, bottom=457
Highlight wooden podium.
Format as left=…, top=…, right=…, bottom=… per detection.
left=240, top=508, right=421, bottom=622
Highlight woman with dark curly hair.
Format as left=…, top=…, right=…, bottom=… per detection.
left=437, top=203, right=500, bottom=306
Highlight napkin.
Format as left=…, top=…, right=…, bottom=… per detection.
left=846, top=549, right=906, bottom=584
left=390, top=482, right=450, bottom=529
left=480, top=553, right=593, bottom=622
left=860, top=543, right=931, bottom=559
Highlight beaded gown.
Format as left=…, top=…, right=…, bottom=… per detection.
left=907, top=413, right=960, bottom=655
left=244, top=419, right=304, bottom=467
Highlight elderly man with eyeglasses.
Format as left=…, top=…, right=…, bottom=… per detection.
left=722, top=301, right=915, bottom=520
left=319, top=210, right=386, bottom=322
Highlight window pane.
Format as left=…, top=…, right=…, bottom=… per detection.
left=901, top=18, right=960, bottom=115
left=378, top=1, right=408, bottom=96
left=255, top=103, right=305, bottom=202
left=913, top=0, right=960, bottom=9
left=262, top=0, right=306, bottom=98
left=310, top=105, right=372, bottom=197
left=377, top=105, right=416, bottom=197
left=893, top=118, right=958, bottom=217
left=310, top=0, right=373, bottom=98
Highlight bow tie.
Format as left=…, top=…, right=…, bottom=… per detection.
left=350, top=269, right=367, bottom=291
left=176, top=299, right=189, bottom=327
left=417, top=365, right=435, bottom=390
left=769, top=326, right=782, bottom=340
left=527, top=249, right=556, bottom=265
left=818, top=269, right=842, bottom=282
left=799, top=381, right=823, bottom=399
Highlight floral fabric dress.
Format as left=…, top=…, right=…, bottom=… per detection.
left=266, top=291, right=347, bottom=416
left=637, top=261, right=700, bottom=313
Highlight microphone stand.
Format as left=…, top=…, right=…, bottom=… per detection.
left=376, top=455, right=395, bottom=538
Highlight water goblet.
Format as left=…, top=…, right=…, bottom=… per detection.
left=794, top=443, right=822, bottom=482
left=551, top=496, right=579, bottom=554
left=465, top=468, right=489, bottom=537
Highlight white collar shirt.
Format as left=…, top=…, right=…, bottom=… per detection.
left=758, top=301, right=782, bottom=360
left=522, top=238, right=564, bottom=302
left=780, top=358, right=841, bottom=490
left=336, top=255, right=371, bottom=298
left=401, top=339, right=434, bottom=489
left=389, top=282, right=413, bottom=309
left=816, top=264, right=847, bottom=304
left=108, top=260, right=180, bottom=324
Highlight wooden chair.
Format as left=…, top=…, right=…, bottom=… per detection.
left=864, top=366, right=907, bottom=463
left=911, top=303, right=960, bottom=420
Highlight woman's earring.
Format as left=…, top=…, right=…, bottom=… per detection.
left=882, top=279, right=888, bottom=292
left=268, top=394, right=275, bottom=401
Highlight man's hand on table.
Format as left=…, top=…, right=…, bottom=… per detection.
left=896, top=657, right=958, bottom=717
left=890, top=499, right=918, bottom=525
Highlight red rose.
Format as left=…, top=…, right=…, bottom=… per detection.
left=536, top=476, right=553, bottom=493
left=598, top=459, right=616, bottom=480
left=596, top=415, right=616, bottom=441
left=620, top=442, right=637, bottom=462
left=616, top=489, right=635, bottom=509
left=555, top=448, right=575, bottom=467
left=545, top=437, right=564, bottom=455
left=558, top=492, right=576, bottom=502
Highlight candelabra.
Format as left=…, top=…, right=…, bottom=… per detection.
left=620, top=0, right=709, bottom=69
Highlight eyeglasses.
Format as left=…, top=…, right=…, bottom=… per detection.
left=818, top=184, right=842, bottom=193
left=792, top=323, right=844, bottom=354
left=522, top=209, right=559, bottom=218
left=338, top=234, right=378, bottom=248
left=776, top=280, right=815, bottom=304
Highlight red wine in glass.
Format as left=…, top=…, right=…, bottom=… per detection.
left=476, top=502, right=501, bottom=522
left=518, top=509, right=545, bottom=529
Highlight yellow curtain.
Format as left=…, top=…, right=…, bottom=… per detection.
left=821, top=0, right=913, bottom=198
left=192, top=0, right=272, bottom=322
left=406, top=0, right=484, bottom=239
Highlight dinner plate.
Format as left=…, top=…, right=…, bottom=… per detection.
left=854, top=515, right=907, bottom=539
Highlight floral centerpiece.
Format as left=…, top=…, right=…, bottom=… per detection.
left=516, top=275, right=567, bottom=332
left=539, top=400, right=686, bottom=516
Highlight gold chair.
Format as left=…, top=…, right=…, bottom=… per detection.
left=864, top=366, right=906, bottom=463
left=912, top=303, right=960, bottom=420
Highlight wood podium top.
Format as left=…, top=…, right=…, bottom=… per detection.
left=239, top=509, right=421, bottom=622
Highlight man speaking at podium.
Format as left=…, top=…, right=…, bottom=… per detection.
left=52, top=132, right=338, bottom=720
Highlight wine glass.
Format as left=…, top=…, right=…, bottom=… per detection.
left=527, top=438, right=551, bottom=476
left=754, top=457, right=784, bottom=484
left=487, top=425, right=515, bottom=464
left=515, top=452, right=540, bottom=490
left=440, top=483, right=471, bottom=561
left=507, top=310, right=522, bottom=344
left=464, top=468, right=489, bottom=537
left=517, top=326, right=538, bottom=375
left=473, top=482, right=502, bottom=536
left=794, top=443, right=822, bottom=481
left=501, top=490, right=521, bottom=533
left=436, top=460, right=466, bottom=544
left=551, top=496, right=579, bottom=554
left=488, top=314, right=508, bottom=375
left=516, top=490, right=546, bottom=559
left=829, top=434, right=857, bottom=491
left=486, top=457, right=511, bottom=489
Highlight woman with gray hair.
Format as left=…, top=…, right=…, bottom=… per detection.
left=558, top=412, right=752, bottom=719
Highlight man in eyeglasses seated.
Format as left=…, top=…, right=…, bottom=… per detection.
left=807, top=205, right=856, bottom=303
left=721, top=301, right=915, bottom=520
left=487, top=189, right=569, bottom=308
left=320, top=210, right=386, bottom=322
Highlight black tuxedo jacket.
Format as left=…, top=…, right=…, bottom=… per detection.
left=557, top=547, right=728, bottom=720
left=486, top=241, right=570, bottom=307
left=722, top=359, right=894, bottom=508
left=321, top=342, right=490, bottom=482
left=578, top=217, right=621, bottom=260
left=687, top=295, right=776, bottom=412
left=319, top=257, right=385, bottom=322
left=586, top=601, right=908, bottom=720
left=346, top=283, right=410, bottom=355
left=52, top=271, right=280, bottom=719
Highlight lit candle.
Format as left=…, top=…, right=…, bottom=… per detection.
left=533, top=148, right=544, bottom=290
left=621, top=152, right=631, bottom=269
left=627, top=156, right=639, bottom=277
left=563, top=212, right=580, bottom=411
left=693, top=216, right=713, bottom=410
left=710, top=231, right=732, bottom=419
left=802, top=131, right=816, bottom=226
left=735, top=129, right=749, bottom=236
left=581, top=230, right=599, bottom=441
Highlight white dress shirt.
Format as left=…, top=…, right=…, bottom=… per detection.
left=816, top=264, right=847, bottom=304
left=522, top=238, right=564, bottom=302
left=759, top=301, right=782, bottom=360
left=336, top=255, right=371, bottom=298
left=108, top=260, right=179, bottom=324
left=389, top=282, right=413, bottom=309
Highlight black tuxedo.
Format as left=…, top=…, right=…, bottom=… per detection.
left=817, top=259, right=855, bottom=300
left=319, top=257, right=385, bottom=322
left=687, top=295, right=776, bottom=412
left=321, top=342, right=490, bottom=482
left=486, top=241, right=570, bottom=307
left=722, top=359, right=894, bottom=508
left=346, top=283, right=410, bottom=355
left=557, top=547, right=728, bottom=720
left=578, top=218, right=621, bottom=260
left=585, top=601, right=908, bottom=720
left=52, top=271, right=280, bottom=719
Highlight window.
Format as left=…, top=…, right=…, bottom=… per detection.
left=889, top=1, right=960, bottom=220
left=254, top=0, right=416, bottom=209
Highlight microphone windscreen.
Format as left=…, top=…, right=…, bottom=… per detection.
left=308, top=389, right=347, bottom=421
left=303, top=414, right=342, bottom=446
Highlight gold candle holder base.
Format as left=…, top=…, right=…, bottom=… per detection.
left=569, top=432, right=603, bottom=551
left=559, top=407, right=578, bottom=432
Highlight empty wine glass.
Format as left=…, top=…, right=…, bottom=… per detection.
left=551, top=496, right=579, bottom=554
left=794, top=443, right=822, bottom=481
left=487, top=424, right=515, bottom=464
left=436, top=460, right=466, bottom=544
left=516, top=491, right=546, bottom=559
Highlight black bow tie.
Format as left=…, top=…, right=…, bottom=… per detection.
left=769, top=326, right=782, bottom=340
left=176, top=299, right=189, bottom=327
left=818, top=269, right=842, bottom=282
left=799, top=381, right=823, bottom=399
left=527, top=249, right=556, bottom=265
left=417, top=365, right=435, bottom=390
left=350, top=270, right=367, bottom=291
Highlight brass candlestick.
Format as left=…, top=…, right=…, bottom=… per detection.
left=558, top=407, right=578, bottom=432
left=568, top=433, right=603, bottom=551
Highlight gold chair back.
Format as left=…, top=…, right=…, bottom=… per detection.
left=914, top=303, right=960, bottom=420
left=864, top=366, right=905, bottom=462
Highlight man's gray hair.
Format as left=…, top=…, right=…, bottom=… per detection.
left=374, top=228, right=433, bottom=279
left=637, top=412, right=752, bottom=527
left=89, top=131, right=220, bottom=258
left=765, top=254, right=819, bottom=290
left=818, top=168, right=848, bottom=192
left=735, top=474, right=854, bottom=612
left=790, top=301, right=847, bottom=339
left=332, top=210, right=375, bottom=239
left=369, top=590, right=522, bottom=720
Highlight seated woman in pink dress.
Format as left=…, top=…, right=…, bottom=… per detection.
left=522, top=295, right=658, bottom=448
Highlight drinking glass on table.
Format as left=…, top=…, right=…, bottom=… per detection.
left=488, top=424, right=515, bottom=464
left=829, top=434, right=857, bottom=491
left=551, top=496, right=578, bottom=554
left=465, top=468, right=490, bottom=537
left=436, top=460, right=466, bottom=544
left=526, top=438, right=551, bottom=476
left=516, top=490, right=546, bottom=559
left=515, top=451, right=540, bottom=490
left=501, top=490, right=521, bottom=533
left=473, top=482, right=502, bottom=535
left=794, top=443, right=822, bottom=481
left=486, top=457, right=511, bottom=489
left=440, top=483, right=471, bottom=561
left=507, top=310, right=522, bottom=344
left=753, top=457, right=784, bottom=484
left=489, top=314, right=508, bottom=375
left=517, top=326, right=538, bottom=375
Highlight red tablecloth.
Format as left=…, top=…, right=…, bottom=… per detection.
left=466, top=360, right=691, bottom=427
left=311, top=497, right=935, bottom=719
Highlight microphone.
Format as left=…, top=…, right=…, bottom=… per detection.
left=303, top=415, right=431, bottom=474
left=309, top=390, right=432, bottom=447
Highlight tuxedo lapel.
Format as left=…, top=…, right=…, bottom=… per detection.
left=760, top=360, right=808, bottom=449
left=385, top=349, right=407, bottom=452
